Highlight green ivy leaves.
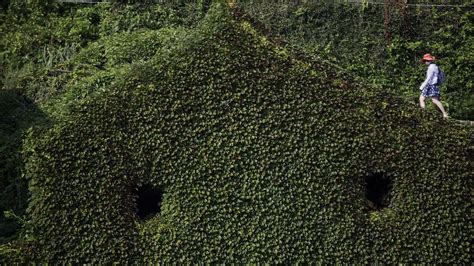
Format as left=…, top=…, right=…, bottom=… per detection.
left=14, top=3, right=473, bottom=264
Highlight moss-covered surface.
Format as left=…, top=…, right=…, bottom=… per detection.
left=17, top=4, right=472, bottom=263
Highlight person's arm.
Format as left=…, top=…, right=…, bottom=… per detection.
left=419, top=64, right=436, bottom=90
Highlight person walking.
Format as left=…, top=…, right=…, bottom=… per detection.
left=419, top=53, right=449, bottom=118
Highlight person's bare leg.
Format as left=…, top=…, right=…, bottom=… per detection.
left=419, top=95, right=426, bottom=109
left=431, top=97, right=449, bottom=118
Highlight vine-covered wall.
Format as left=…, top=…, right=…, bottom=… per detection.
left=1, top=3, right=472, bottom=263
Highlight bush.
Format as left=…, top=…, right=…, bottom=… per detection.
left=103, top=27, right=188, bottom=66
left=9, top=4, right=474, bottom=263
left=98, top=4, right=182, bottom=37
left=0, top=90, right=45, bottom=246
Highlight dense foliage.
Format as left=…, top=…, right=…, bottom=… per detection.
left=4, top=4, right=470, bottom=263
left=0, top=0, right=474, bottom=262
left=0, top=1, right=204, bottom=244
left=0, top=91, right=44, bottom=245
left=241, top=1, right=474, bottom=120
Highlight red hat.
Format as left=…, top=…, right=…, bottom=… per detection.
left=420, top=53, right=436, bottom=63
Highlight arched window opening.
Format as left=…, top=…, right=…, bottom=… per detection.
left=134, top=184, right=163, bottom=220
left=365, top=173, right=392, bottom=211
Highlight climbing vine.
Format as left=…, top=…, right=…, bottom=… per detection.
left=6, top=4, right=471, bottom=263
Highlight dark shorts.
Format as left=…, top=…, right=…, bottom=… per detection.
left=421, top=85, right=441, bottom=99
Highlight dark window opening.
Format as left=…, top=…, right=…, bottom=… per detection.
left=134, top=184, right=163, bottom=220
left=365, top=173, right=392, bottom=211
